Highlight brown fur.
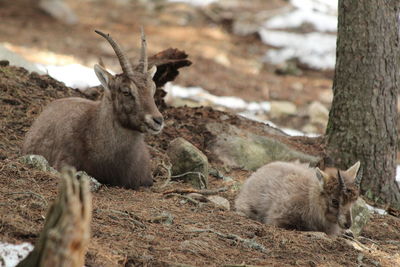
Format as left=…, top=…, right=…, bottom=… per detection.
left=235, top=161, right=361, bottom=235
left=22, top=31, right=164, bottom=189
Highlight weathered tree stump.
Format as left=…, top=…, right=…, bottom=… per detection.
left=17, top=168, right=92, bottom=267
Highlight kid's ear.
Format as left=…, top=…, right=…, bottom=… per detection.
left=94, top=64, right=113, bottom=91
left=148, top=65, right=157, bottom=79
left=345, top=161, right=361, bottom=183
left=316, top=167, right=330, bottom=185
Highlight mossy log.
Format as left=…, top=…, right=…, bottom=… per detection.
left=17, top=168, right=92, bottom=267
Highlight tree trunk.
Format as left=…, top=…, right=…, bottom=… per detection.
left=17, top=168, right=92, bottom=267
left=326, top=0, right=400, bottom=210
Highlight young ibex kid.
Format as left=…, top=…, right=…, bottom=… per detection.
left=235, top=161, right=361, bottom=235
left=22, top=29, right=163, bottom=189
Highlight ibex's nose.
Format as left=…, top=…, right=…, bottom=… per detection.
left=153, top=116, right=163, bottom=126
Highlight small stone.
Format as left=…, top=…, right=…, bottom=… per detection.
left=270, top=101, right=297, bottom=118
left=207, top=195, right=230, bottom=210
left=319, top=89, right=333, bottom=104
left=39, top=0, right=78, bottom=25
left=291, top=82, right=304, bottom=91
left=0, top=60, right=10, bottom=66
left=149, top=211, right=174, bottom=225
left=301, top=124, right=318, bottom=134
left=167, top=138, right=209, bottom=189
left=19, top=155, right=58, bottom=174
left=351, top=198, right=371, bottom=237
left=187, top=193, right=208, bottom=202
left=215, top=54, right=231, bottom=67
left=308, top=101, right=329, bottom=125
left=75, top=171, right=102, bottom=193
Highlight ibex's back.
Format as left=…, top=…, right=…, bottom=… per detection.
left=235, top=161, right=361, bottom=235
left=23, top=29, right=164, bottom=189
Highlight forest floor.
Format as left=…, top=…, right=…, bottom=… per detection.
left=1, top=0, right=400, bottom=266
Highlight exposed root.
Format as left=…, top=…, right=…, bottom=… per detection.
left=164, top=193, right=203, bottom=207
left=7, top=191, right=48, bottom=207
left=95, top=208, right=146, bottom=228
left=162, top=187, right=228, bottom=196
left=188, top=228, right=268, bottom=253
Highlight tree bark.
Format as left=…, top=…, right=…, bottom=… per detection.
left=17, top=168, right=92, bottom=267
left=326, top=0, right=400, bottom=210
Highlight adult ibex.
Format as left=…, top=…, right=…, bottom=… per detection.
left=235, top=161, right=361, bottom=235
left=23, top=29, right=164, bottom=189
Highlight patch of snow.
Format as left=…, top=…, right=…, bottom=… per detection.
left=261, top=0, right=338, bottom=70
left=290, top=0, right=337, bottom=16
left=167, top=83, right=319, bottom=137
left=167, top=0, right=218, bottom=6
left=259, top=30, right=336, bottom=70
left=264, top=9, right=337, bottom=32
left=165, top=83, right=270, bottom=111
left=365, top=204, right=387, bottom=215
left=0, top=242, right=33, bottom=267
left=36, top=63, right=101, bottom=89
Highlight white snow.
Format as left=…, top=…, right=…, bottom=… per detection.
left=165, top=83, right=317, bottom=136
left=36, top=63, right=101, bottom=89
left=261, top=0, right=338, bottom=70
left=167, top=0, right=218, bottom=6
left=259, top=30, right=336, bottom=70
left=366, top=204, right=387, bottom=215
left=264, top=9, right=337, bottom=32
left=165, top=83, right=270, bottom=112
left=0, top=242, right=33, bottom=267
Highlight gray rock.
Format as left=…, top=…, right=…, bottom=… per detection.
left=19, top=155, right=58, bottom=174
left=75, top=171, right=102, bottom=193
left=206, top=123, right=318, bottom=171
left=187, top=193, right=208, bottom=202
left=149, top=211, right=174, bottom=225
left=39, top=0, right=78, bottom=25
left=20, top=155, right=102, bottom=192
left=351, top=198, right=371, bottom=237
left=167, top=138, right=209, bottom=189
left=207, top=195, right=230, bottom=210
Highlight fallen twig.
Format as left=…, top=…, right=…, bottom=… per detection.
left=164, top=193, right=203, bottom=207
left=159, top=160, right=172, bottom=188
left=342, top=235, right=371, bottom=251
left=171, top=171, right=207, bottom=188
left=162, top=187, right=228, bottom=196
left=6, top=191, right=48, bottom=207
left=189, top=228, right=267, bottom=253
left=95, top=208, right=146, bottom=228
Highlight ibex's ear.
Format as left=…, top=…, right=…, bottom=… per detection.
left=316, top=167, right=330, bottom=185
left=148, top=65, right=157, bottom=79
left=94, top=64, right=113, bottom=91
left=344, top=161, right=361, bottom=183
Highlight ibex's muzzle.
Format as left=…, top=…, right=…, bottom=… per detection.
left=338, top=213, right=352, bottom=229
left=144, top=114, right=164, bottom=134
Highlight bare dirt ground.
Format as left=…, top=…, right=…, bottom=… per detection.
left=1, top=0, right=400, bottom=266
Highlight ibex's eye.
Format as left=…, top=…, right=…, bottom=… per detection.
left=331, top=199, right=339, bottom=208
left=121, top=88, right=132, bottom=97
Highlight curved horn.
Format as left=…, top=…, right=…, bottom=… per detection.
left=95, top=30, right=134, bottom=77
left=354, top=166, right=363, bottom=189
left=337, top=170, right=346, bottom=192
left=139, top=26, right=148, bottom=73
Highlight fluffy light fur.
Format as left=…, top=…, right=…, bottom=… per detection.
left=235, top=161, right=360, bottom=235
